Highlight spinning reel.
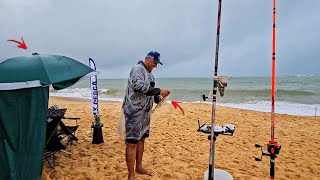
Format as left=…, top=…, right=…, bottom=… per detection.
left=255, top=141, right=281, bottom=161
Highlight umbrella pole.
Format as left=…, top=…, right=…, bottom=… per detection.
left=92, top=116, right=104, bottom=144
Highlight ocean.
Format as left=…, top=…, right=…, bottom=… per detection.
left=50, top=75, right=320, bottom=116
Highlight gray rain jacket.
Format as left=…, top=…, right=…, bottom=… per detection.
left=122, top=61, right=160, bottom=141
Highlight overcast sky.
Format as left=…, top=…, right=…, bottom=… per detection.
left=1, top=0, right=319, bottom=78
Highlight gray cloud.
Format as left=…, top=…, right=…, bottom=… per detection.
left=1, top=0, right=319, bottom=78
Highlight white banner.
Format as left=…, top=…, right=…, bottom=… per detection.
left=89, top=58, right=99, bottom=117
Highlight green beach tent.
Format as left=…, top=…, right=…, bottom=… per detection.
left=0, top=54, right=95, bottom=180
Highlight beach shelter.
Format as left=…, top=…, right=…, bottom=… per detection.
left=0, top=54, right=95, bottom=180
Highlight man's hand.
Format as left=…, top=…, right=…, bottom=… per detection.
left=160, top=89, right=170, bottom=97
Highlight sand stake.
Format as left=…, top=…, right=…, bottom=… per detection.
left=255, top=0, right=281, bottom=179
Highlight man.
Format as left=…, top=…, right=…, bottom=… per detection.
left=122, top=51, right=170, bottom=180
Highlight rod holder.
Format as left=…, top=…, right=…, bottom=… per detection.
left=91, top=116, right=104, bottom=144
left=197, top=121, right=235, bottom=140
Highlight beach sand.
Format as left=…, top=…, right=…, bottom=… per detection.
left=42, top=97, right=320, bottom=180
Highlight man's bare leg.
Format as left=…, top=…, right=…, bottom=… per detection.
left=135, top=139, right=154, bottom=176
left=126, top=143, right=137, bottom=180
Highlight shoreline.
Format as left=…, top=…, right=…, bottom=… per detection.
left=49, top=96, right=319, bottom=117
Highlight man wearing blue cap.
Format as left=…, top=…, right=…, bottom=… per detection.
left=122, top=51, right=170, bottom=180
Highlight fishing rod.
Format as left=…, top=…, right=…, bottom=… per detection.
left=197, top=1, right=234, bottom=179
left=255, top=0, right=281, bottom=179
left=208, top=0, right=223, bottom=179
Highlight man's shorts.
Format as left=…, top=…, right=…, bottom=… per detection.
left=126, top=133, right=149, bottom=144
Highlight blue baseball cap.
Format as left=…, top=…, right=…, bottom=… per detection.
left=146, top=51, right=163, bottom=65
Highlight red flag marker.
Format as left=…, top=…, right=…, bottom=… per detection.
left=171, top=101, right=184, bottom=115
left=7, top=37, right=27, bottom=49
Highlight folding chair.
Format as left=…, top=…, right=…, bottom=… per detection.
left=44, top=108, right=68, bottom=168
left=58, top=117, right=79, bottom=146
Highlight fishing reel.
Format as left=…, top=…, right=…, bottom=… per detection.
left=197, top=120, right=235, bottom=140
left=200, top=76, right=230, bottom=102
left=201, top=92, right=209, bottom=101
left=255, top=141, right=281, bottom=161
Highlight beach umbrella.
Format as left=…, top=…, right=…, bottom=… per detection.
left=0, top=53, right=96, bottom=90
left=0, top=53, right=96, bottom=180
